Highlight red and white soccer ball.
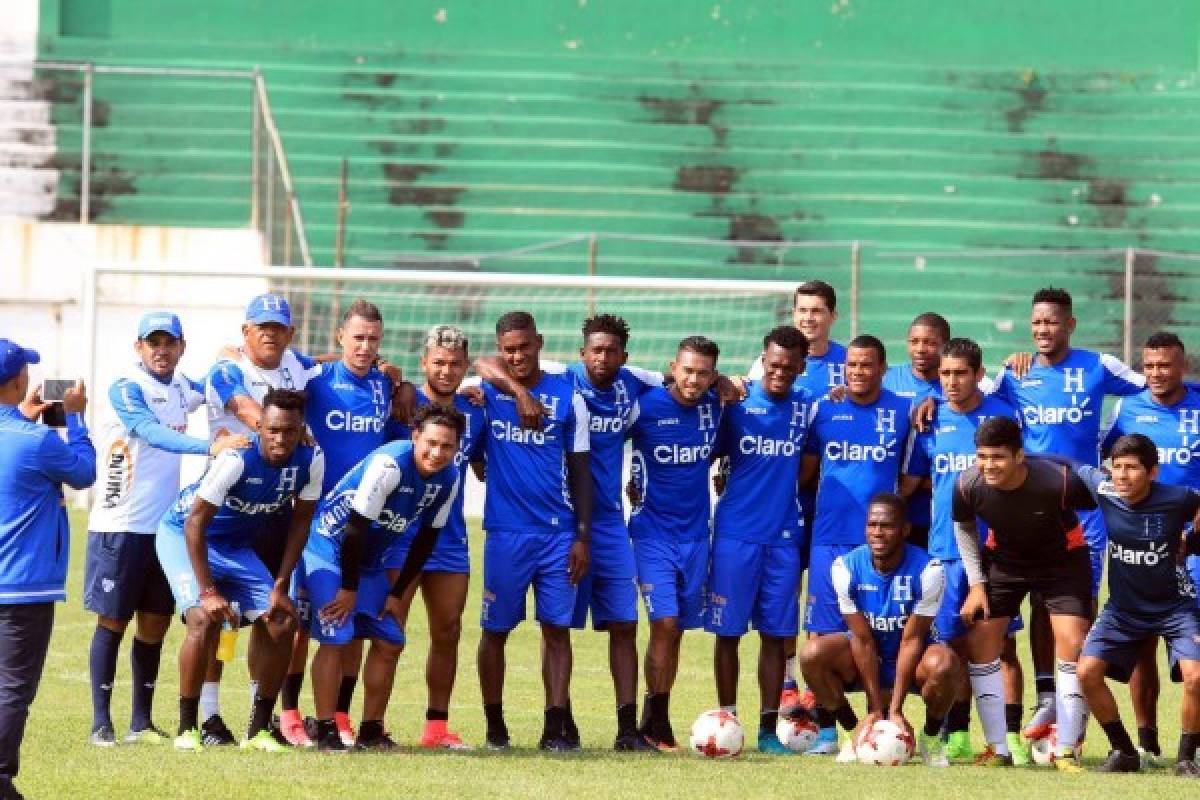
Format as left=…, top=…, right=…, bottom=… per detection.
left=776, top=712, right=820, bottom=752
left=689, top=710, right=744, bottom=759
left=854, top=719, right=915, bottom=766
left=1030, top=724, right=1057, bottom=765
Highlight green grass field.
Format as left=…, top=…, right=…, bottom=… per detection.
left=14, top=513, right=1198, bottom=799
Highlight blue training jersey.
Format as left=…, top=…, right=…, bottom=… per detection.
left=561, top=362, right=659, bottom=526
left=712, top=381, right=811, bottom=545
left=481, top=371, right=590, bottom=535
left=304, top=360, right=405, bottom=494
left=902, top=395, right=1020, bottom=560
left=309, top=440, right=460, bottom=569
left=628, top=387, right=722, bottom=542
left=832, top=543, right=945, bottom=664
left=992, top=348, right=1144, bottom=465
left=392, top=388, right=486, bottom=548
left=161, top=437, right=324, bottom=547
left=749, top=341, right=846, bottom=398
left=806, top=389, right=914, bottom=547
left=1102, top=389, right=1200, bottom=489
left=884, top=365, right=941, bottom=529
left=1077, top=466, right=1200, bottom=614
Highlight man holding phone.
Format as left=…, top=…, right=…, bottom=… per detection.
left=0, top=339, right=95, bottom=800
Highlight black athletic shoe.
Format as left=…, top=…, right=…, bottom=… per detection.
left=89, top=724, right=117, bottom=747
left=1176, top=759, right=1200, bottom=778
left=303, top=715, right=320, bottom=742
left=316, top=728, right=349, bottom=754
left=614, top=732, right=655, bottom=752
left=355, top=730, right=398, bottom=752
left=1096, top=750, right=1141, bottom=773
left=539, top=736, right=581, bottom=753
left=267, top=719, right=293, bottom=749
left=201, top=715, right=237, bottom=746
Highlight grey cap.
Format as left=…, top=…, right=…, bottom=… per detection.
left=424, top=324, right=468, bottom=352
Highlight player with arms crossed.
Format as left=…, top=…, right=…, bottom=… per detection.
left=953, top=416, right=1097, bottom=770
left=626, top=335, right=723, bottom=750
left=707, top=325, right=811, bottom=754
left=299, top=406, right=462, bottom=752
left=1073, top=434, right=1200, bottom=776
left=156, top=389, right=323, bottom=752
left=476, top=311, right=593, bottom=751
left=85, top=312, right=247, bottom=746
left=801, top=493, right=959, bottom=766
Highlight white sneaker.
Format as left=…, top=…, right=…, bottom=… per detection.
left=1022, top=698, right=1056, bottom=739
left=835, top=738, right=858, bottom=764
left=1137, top=746, right=1161, bottom=768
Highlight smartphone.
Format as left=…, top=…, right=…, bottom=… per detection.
left=42, top=379, right=75, bottom=403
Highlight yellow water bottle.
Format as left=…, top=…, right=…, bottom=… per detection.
left=216, top=601, right=240, bottom=662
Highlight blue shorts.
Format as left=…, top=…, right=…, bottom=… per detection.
left=571, top=522, right=638, bottom=629
left=634, top=536, right=709, bottom=630
left=1080, top=507, right=1106, bottom=596
left=934, top=559, right=1025, bottom=643
left=296, top=536, right=404, bottom=645
left=705, top=536, right=801, bottom=638
left=805, top=543, right=855, bottom=634
left=1083, top=603, right=1200, bottom=683
left=84, top=531, right=174, bottom=620
left=382, top=525, right=470, bottom=576
left=156, top=527, right=272, bottom=620
left=843, top=636, right=934, bottom=694
left=481, top=529, right=576, bottom=633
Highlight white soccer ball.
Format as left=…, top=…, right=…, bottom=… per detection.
left=776, top=712, right=819, bottom=752
left=689, top=710, right=744, bottom=759
left=1030, top=724, right=1057, bottom=766
left=855, top=720, right=914, bottom=766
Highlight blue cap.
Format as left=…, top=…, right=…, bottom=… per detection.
left=0, top=339, right=41, bottom=384
left=137, top=311, right=184, bottom=340
left=245, top=294, right=292, bottom=326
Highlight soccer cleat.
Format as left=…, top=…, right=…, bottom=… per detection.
left=241, top=729, right=288, bottom=753
left=484, top=733, right=512, bottom=752
left=919, top=732, right=950, bottom=767
left=200, top=715, right=237, bottom=747
left=124, top=725, right=169, bottom=745
left=419, top=723, right=472, bottom=751
left=538, top=737, right=580, bottom=753
left=1137, top=746, right=1161, bottom=769
left=779, top=685, right=802, bottom=715
left=944, top=731, right=974, bottom=762
left=1096, top=750, right=1141, bottom=773
left=1022, top=698, right=1056, bottom=741
left=277, top=710, right=313, bottom=748
left=173, top=728, right=204, bottom=752
left=89, top=725, right=117, bottom=748
left=354, top=730, right=398, bottom=752
left=1006, top=732, right=1031, bottom=766
left=315, top=728, right=349, bottom=754
left=1054, top=747, right=1084, bottom=774
left=973, top=746, right=1013, bottom=767
left=757, top=730, right=797, bottom=755
left=835, top=738, right=858, bottom=764
left=798, top=689, right=817, bottom=712
left=613, top=732, right=655, bottom=752
left=1175, top=759, right=1200, bottom=778
left=804, top=727, right=840, bottom=755
left=334, top=712, right=356, bottom=748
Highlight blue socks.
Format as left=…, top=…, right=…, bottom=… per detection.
left=130, top=637, right=163, bottom=732
left=89, top=626, right=122, bottom=731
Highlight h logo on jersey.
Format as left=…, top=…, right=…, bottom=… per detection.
left=1062, top=368, right=1086, bottom=394
left=417, top=482, right=442, bottom=513
left=698, top=402, right=716, bottom=432
left=1179, top=410, right=1200, bottom=436
left=791, top=401, right=807, bottom=430
left=539, top=394, right=560, bottom=419
left=614, top=380, right=630, bottom=408
left=876, top=408, right=896, bottom=435
left=370, top=380, right=386, bottom=407
left=828, top=363, right=846, bottom=386
left=277, top=467, right=299, bottom=494
left=893, top=575, right=913, bottom=603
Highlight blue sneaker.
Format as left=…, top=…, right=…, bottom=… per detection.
left=805, top=727, right=840, bottom=755
left=757, top=730, right=796, bottom=755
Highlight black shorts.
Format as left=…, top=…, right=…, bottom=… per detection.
left=84, top=532, right=175, bottom=620
left=986, top=552, right=1092, bottom=620
left=252, top=510, right=292, bottom=578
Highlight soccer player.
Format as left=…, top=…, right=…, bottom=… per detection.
left=474, top=311, right=592, bottom=751
left=381, top=324, right=484, bottom=750
left=475, top=314, right=660, bottom=750
left=85, top=312, right=248, bottom=746
left=1101, top=331, right=1200, bottom=762
left=953, top=415, right=1097, bottom=770
left=300, top=406, right=463, bottom=752
left=989, top=287, right=1144, bottom=739
left=707, top=325, right=811, bottom=754
left=801, top=334, right=913, bottom=754
left=156, top=389, right=323, bottom=752
left=627, top=335, right=723, bottom=751
left=277, top=299, right=403, bottom=747
left=901, top=337, right=1023, bottom=761
left=1074, top=434, right=1200, bottom=776
left=800, top=493, right=959, bottom=766
left=200, top=293, right=319, bottom=744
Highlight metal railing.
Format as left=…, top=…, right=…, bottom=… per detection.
left=5, top=60, right=312, bottom=266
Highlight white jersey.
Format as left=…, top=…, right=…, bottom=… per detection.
left=88, top=364, right=206, bottom=533
left=205, top=349, right=317, bottom=438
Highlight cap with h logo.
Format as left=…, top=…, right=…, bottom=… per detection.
left=137, top=311, right=184, bottom=340
left=246, top=294, right=292, bottom=327
left=0, top=339, right=41, bottom=384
